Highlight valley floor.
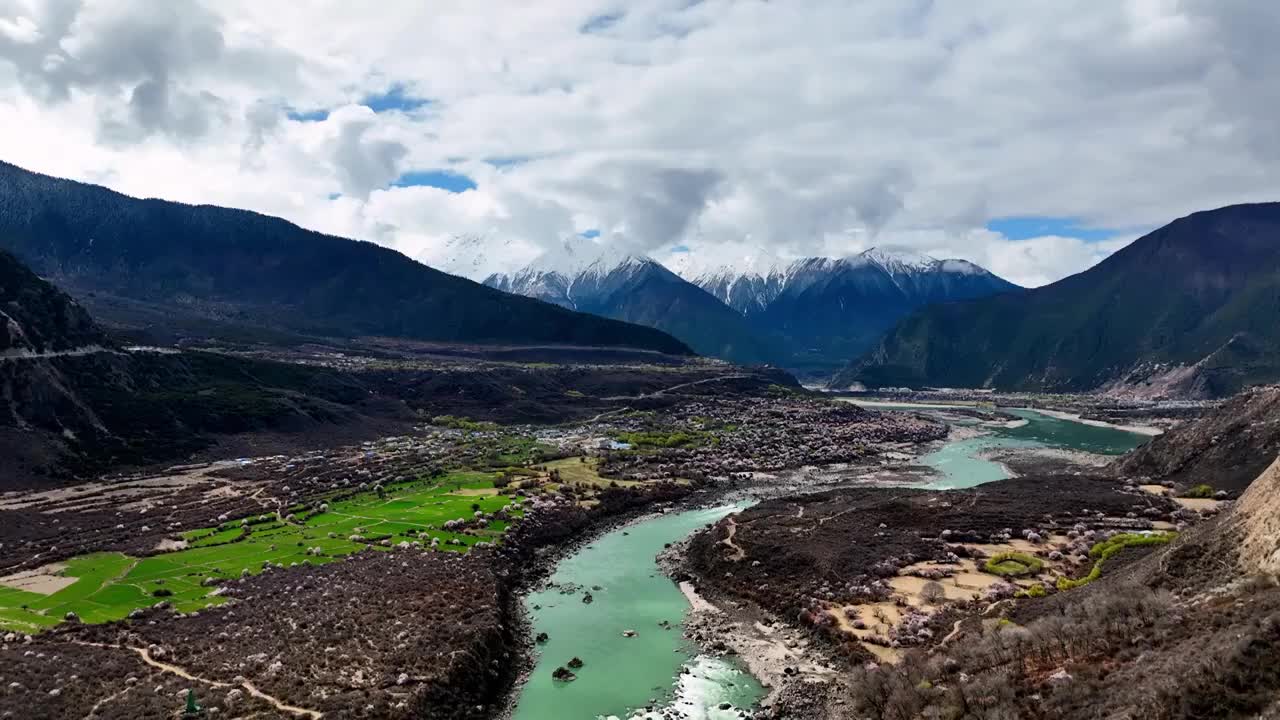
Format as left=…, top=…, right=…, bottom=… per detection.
left=0, top=362, right=944, bottom=719
left=2, top=362, right=1274, bottom=720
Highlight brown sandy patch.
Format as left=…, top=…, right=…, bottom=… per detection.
left=1173, top=497, right=1223, bottom=512
left=952, top=571, right=1002, bottom=592
left=447, top=488, right=499, bottom=497
left=959, top=538, right=1042, bottom=556
left=0, top=563, right=75, bottom=595
left=889, top=575, right=973, bottom=605
left=844, top=602, right=902, bottom=637
left=861, top=642, right=903, bottom=664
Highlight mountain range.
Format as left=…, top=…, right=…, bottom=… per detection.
left=0, top=161, right=689, bottom=356
left=484, top=242, right=774, bottom=364
left=488, top=242, right=1019, bottom=375
left=836, top=202, right=1280, bottom=397
left=686, top=248, right=1020, bottom=375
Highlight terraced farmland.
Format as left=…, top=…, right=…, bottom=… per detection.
left=0, top=471, right=520, bottom=633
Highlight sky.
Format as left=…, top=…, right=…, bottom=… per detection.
left=2, top=1, right=1279, bottom=288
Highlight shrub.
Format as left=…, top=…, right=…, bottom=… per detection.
left=920, top=581, right=947, bottom=605
left=1015, top=583, right=1047, bottom=598
left=1181, top=483, right=1215, bottom=499
left=430, top=415, right=499, bottom=432
left=984, top=552, right=1044, bottom=577
left=1088, top=532, right=1177, bottom=559
left=1058, top=532, right=1177, bottom=591
left=612, top=430, right=716, bottom=449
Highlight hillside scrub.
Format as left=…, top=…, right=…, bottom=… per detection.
left=431, top=415, right=501, bottom=432
left=842, top=581, right=1280, bottom=720
left=1057, top=532, right=1176, bottom=591
left=613, top=429, right=715, bottom=449
left=984, top=552, right=1044, bottom=577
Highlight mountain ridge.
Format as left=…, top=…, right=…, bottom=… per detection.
left=0, top=249, right=106, bottom=355
left=682, top=247, right=1011, bottom=315
left=489, top=244, right=1018, bottom=373
left=691, top=247, right=1020, bottom=375
left=836, top=202, right=1280, bottom=396
left=0, top=161, right=692, bottom=356
left=485, top=249, right=775, bottom=365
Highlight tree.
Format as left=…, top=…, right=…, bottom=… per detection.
left=921, top=581, right=946, bottom=605
left=184, top=689, right=202, bottom=717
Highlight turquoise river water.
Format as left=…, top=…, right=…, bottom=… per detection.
left=513, top=505, right=763, bottom=720
left=910, top=407, right=1148, bottom=489
left=511, top=406, right=1152, bottom=719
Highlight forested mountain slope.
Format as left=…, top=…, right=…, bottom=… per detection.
left=0, top=161, right=690, bottom=355
left=838, top=203, right=1280, bottom=397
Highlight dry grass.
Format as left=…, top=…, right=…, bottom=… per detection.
left=545, top=457, right=639, bottom=487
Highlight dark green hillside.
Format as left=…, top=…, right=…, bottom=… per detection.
left=0, top=161, right=690, bottom=355
left=0, top=250, right=105, bottom=353
left=574, top=261, right=775, bottom=365
left=838, top=203, right=1280, bottom=396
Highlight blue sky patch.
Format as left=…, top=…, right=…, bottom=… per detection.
left=394, top=170, right=477, bottom=193
left=363, top=84, right=432, bottom=113
left=580, top=229, right=601, bottom=239
left=986, top=216, right=1119, bottom=242
left=581, top=12, right=623, bottom=33
left=671, top=244, right=691, bottom=253
left=287, top=108, right=329, bottom=122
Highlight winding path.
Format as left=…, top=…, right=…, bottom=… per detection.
left=601, top=373, right=753, bottom=401
left=939, top=619, right=966, bottom=646
left=719, top=517, right=746, bottom=562
left=72, top=640, right=323, bottom=719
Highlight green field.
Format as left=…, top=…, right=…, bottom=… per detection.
left=0, top=471, right=520, bottom=633
left=545, top=457, right=634, bottom=487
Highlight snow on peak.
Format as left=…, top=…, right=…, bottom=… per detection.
left=527, top=236, right=652, bottom=278
left=858, top=246, right=939, bottom=273
left=938, top=258, right=986, bottom=275
left=419, top=234, right=495, bottom=280
left=670, top=246, right=785, bottom=283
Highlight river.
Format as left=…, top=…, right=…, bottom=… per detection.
left=513, top=505, right=763, bottom=720
left=908, top=407, right=1149, bottom=489
left=511, top=405, right=1151, bottom=718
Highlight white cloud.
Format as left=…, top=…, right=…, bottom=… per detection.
left=2, top=0, right=1279, bottom=285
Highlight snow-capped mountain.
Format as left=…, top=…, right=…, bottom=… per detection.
left=484, top=241, right=1019, bottom=376
left=675, top=247, right=1021, bottom=376
left=484, top=241, right=775, bottom=365
left=684, top=247, right=1005, bottom=306
left=681, top=251, right=788, bottom=316
left=419, top=235, right=499, bottom=280
left=485, top=239, right=656, bottom=311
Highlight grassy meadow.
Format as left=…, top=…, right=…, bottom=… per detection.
left=0, top=471, right=519, bottom=633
